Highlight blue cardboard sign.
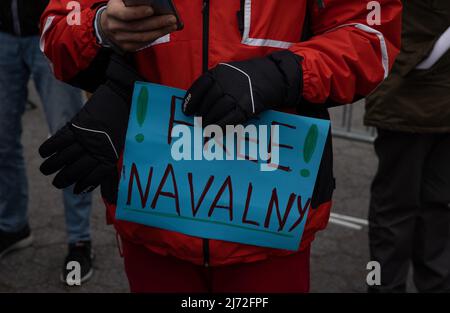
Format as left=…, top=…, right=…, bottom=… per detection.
left=116, top=82, right=330, bottom=251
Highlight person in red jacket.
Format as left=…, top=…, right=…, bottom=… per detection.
left=38, top=0, right=402, bottom=292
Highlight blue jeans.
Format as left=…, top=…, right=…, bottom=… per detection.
left=0, top=32, right=93, bottom=244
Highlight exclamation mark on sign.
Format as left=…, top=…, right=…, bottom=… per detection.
left=301, top=124, right=319, bottom=178
left=135, top=85, right=148, bottom=143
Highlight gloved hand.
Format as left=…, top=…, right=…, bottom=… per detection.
left=39, top=55, right=142, bottom=195
left=183, top=50, right=303, bottom=127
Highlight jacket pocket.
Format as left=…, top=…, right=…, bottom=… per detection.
left=239, top=0, right=307, bottom=49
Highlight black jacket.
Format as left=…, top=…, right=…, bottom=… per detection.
left=0, top=0, right=49, bottom=36
left=365, top=0, right=450, bottom=133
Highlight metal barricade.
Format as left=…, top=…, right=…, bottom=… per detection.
left=330, top=100, right=376, bottom=143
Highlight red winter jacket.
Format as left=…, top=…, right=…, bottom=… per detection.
left=41, top=0, right=402, bottom=266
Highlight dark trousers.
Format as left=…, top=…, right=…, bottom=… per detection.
left=369, top=129, right=450, bottom=292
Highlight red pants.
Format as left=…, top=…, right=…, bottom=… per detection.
left=122, top=239, right=310, bottom=293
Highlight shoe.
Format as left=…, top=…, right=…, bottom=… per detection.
left=0, top=224, right=34, bottom=259
left=60, top=241, right=95, bottom=285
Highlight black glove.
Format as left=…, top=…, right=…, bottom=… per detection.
left=183, top=50, right=303, bottom=127
left=39, top=55, right=142, bottom=195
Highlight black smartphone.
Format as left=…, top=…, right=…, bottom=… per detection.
left=123, top=0, right=184, bottom=30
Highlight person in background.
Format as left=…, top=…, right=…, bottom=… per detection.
left=0, top=0, right=94, bottom=284
left=365, top=0, right=450, bottom=293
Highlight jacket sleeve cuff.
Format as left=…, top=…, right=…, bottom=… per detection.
left=94, top=5, right=112, bottom=48
left=76, top=8, right=104, bottom=68
left=48, top=7, right=103, bottom=81
left=300, top=66, right=319, bottom=104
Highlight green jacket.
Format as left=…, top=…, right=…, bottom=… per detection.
left=365, top=0, right=450, bottom=133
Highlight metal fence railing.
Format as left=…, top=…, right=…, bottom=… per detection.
left=330, top=100, right=376, bottom=143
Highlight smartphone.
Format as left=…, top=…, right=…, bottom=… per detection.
left=123, top=0, right=184, bottom=30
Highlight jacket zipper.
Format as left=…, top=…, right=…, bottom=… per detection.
left=11, top=0, right=21, bottom=36
left=202, top=0, right=210, bottom=267
left=237, top=0, right=245, bottom=35
left=202, top=0, right=210, bottom=73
